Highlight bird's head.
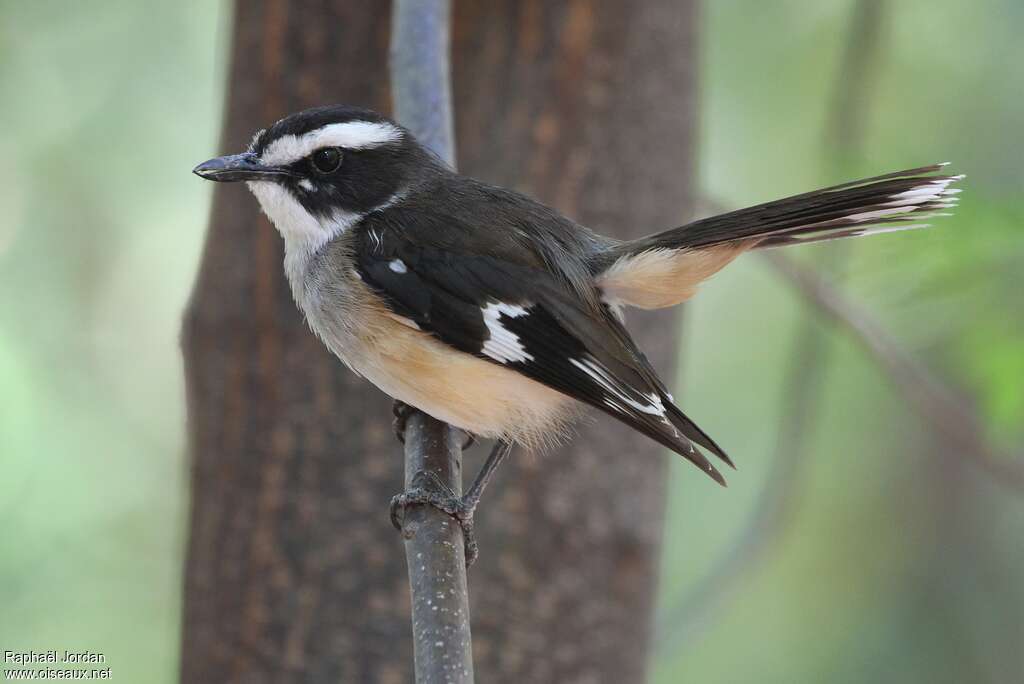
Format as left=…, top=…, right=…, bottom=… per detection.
left=193, top=105, right=432, bottom=247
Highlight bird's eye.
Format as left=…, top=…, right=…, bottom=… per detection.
left=311, top=147, right=342, bottom=174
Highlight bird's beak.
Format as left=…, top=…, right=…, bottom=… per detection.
left=192, top=153, right=296, bottom=182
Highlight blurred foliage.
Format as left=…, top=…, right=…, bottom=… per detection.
left=0, top=1, right=1020, bottom=682
left=655, top=1, right=1023, bottom=683
left=0, top=1, right=226, bottom=680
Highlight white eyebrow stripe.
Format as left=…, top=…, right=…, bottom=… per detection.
left=260, top=121, right=403, bottom=165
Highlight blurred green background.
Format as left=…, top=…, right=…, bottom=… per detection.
left=1, top=1, right=1020, bottom=682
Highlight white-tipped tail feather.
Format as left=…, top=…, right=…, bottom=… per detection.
left=595, top=164, right=962, bottom=309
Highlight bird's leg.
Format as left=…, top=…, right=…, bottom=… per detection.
left=461, top=439, right=513, bottom=516
left=390, top=439, right=514, bottom=567
left=457, top=439, right=513, bottom=564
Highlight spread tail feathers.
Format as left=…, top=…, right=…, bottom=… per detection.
left=595, top=164, right=962, bottom=309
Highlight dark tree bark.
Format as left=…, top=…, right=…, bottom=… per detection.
left=452, top=4, right=697, bottom=681
left=180, top=5, right=406, bottom=683
left=180, top=1, right=697, bottom=682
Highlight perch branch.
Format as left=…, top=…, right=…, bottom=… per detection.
left=391, top=0, right=455, bottom=163
left=390, top=1, right=474, bottom=682
left=399, top=412, right=474, bottom=683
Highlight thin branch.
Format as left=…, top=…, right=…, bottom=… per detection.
left=399, top=412, right=474, bottom=683
left=391, top=0, right=455, bottom=164
left=390, top=1, right=474, bottom=682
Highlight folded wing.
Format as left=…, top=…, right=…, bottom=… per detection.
left=354, top=216, right=731, bottom=484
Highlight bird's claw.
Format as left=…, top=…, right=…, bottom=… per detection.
left=390, top=470, right=479, bottom=567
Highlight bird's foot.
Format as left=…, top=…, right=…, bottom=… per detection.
left=390, top=470, right=480, bottom=567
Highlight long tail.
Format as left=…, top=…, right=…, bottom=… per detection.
left=594, top=164, right=962, bottom=310
left=679, top=163, right=961, bottom=249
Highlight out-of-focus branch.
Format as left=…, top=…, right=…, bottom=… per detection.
left=658, top=0, right=890, bottom=649
left=653, top=325, right=814, bottom=649
left=659, top=188, right=1024, bottom=652
left=827, top=0, right=885, bottom=158
left=764, top=251, right=1024, bottom=490
left=390, top=2, right=474, bottom=682
left=657, top=241, right=1024, bottom=651
left=658, top=1, right=893, bottom=651
left=694, top=192, right=1024, bottom=491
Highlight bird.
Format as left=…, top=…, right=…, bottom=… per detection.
left=194, top=104, right=960, bottom=549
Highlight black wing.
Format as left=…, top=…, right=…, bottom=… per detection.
left=354, top=215, right=731, bottom=484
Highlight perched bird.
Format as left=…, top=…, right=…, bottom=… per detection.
left=194, top=104, right=960, bottom=499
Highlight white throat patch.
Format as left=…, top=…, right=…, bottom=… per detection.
left=260, top=121, right=403, bottom=166
left=247, top=180, right=364, bottom=307
left=246, top=181, right=408, bottom=303
left=247, top=180, right=361, bottom=250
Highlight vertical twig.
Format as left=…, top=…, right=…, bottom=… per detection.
left=391, top=0, right=456, bottom=163
left=389, top=1, right=472, bottom=682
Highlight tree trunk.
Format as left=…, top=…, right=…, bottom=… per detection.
left=179, top=1, right=697, bottom=682
left=180, top=5, right=406, bottom=683
left=452, top=3, right=697, bottom=681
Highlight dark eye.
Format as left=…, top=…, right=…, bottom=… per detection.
left=310, top=147, right=342, bottom=174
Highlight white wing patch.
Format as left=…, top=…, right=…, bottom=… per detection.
left=569, top=357, right=666, bottom=417
left=481, top=302, right=533, bottom=364
left=260, top=121, right=403, bottom=166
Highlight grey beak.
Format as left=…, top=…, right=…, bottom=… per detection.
left=192, top=153, right=296, bottom=182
